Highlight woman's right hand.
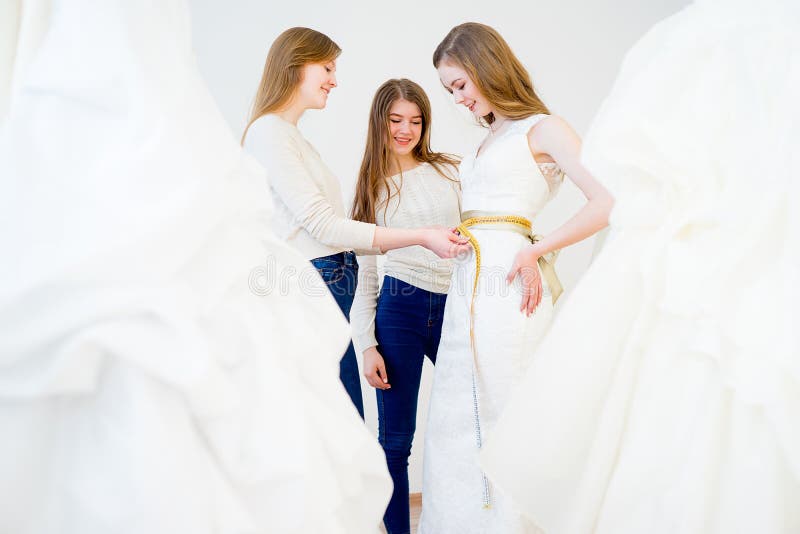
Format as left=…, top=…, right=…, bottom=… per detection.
left=423, top=226, right=471, bottom=259
left=363, top=346, right=391, bottom=390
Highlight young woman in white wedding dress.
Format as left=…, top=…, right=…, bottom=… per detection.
left=0, top=2, right=392, bottom=533
left=419, top=23, right=613, bottom=534
left=482, top=1, right=800, bottom=533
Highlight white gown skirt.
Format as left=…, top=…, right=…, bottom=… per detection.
left=0, top=1, right=391, bottom=533
left=480, top=2, right=800, bottom=532
left=420, top=228, right=552, bottom=534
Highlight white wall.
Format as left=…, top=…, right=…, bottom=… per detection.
left=190, top=0, right=689, bottom=493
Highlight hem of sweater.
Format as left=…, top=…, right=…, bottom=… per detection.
left=287, top=238, right=351, bottom=261
left=353, top=243, right=382, bottom=256
left=382, top=269, right=450, bottom=295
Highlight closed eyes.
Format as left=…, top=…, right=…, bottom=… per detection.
left=444, top=82, right=466, bottom=94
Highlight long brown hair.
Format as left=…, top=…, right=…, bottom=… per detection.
left=241, top=27, right=341, bottom=144
left=433, top=22, right=549, bottom=125
left=352, top=79, right=459, bottom=225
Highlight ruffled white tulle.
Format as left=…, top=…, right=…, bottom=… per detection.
left=482, top=1, right=800, bottom=533
left=0, top=1, right=391, bottom=533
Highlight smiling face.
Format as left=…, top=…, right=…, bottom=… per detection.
left=297, top=60, right=337, bottom=110
left=437, top=61, right=491, bottom=118
left=387, top=98, right=423, bottom=157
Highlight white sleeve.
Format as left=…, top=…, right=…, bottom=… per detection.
left=351, top=254, right=380, bottom=355
left=251, top=122, right=377, bottom=252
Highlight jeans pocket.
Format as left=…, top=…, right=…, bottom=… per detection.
left=312, top=259, right=345, bottom=285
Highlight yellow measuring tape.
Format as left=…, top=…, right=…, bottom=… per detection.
left=456, top=213, right=563, bottom=325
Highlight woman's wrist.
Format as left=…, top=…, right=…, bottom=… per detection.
left=527, top=241, right=546, bottom=260
left=417, top=227, right=434, bottom=249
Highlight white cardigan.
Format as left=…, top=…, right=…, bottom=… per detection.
left=244, top=114, right=377, bottom=259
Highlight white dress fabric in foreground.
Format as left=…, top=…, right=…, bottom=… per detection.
left=0, top=1, right=391, bottom=533
left=481, top=1, right=800, bottom=533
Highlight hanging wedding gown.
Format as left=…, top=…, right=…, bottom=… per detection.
left=0, top=1, right=391, bottom=533
left=482, top=1, right=800, bottom=533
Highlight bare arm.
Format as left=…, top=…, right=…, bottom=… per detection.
left=506, top=116, right=614, bottom=314
left=373, top=226, right=468, bottom=257
left=526, top=116, right=613, bottom=255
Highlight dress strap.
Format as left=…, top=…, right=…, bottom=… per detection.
left=510, top=113, right=549, bottom=135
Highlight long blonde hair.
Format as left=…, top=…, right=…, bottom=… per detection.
left=352, top=79, right=459, bottom=225
left=433, top=22, right=549, bottom=125
left=241, top=27, right=341, bottom=144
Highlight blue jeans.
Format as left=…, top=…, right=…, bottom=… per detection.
left=311, top=251, right=364, bottom=419
left=375, top=276, right=448, bottom=534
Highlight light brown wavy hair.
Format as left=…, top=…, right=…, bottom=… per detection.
left=241, top=27, right=341, bottom=144
left=351, top=79, right=459, bottom=225
left=433, top=22, right=549, bottom=125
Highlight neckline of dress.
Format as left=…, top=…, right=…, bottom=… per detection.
left=468, top=117, right=560, bottom=170
left=472, top=120, right=516, bottom=161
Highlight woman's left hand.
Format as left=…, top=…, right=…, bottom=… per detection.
left=506, top=244, right=543, bottom=316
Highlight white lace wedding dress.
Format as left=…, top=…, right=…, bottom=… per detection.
left=420, top=114, right=563, bottom=534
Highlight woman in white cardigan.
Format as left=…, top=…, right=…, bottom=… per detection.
left=242, top=28, right=468, bottom=418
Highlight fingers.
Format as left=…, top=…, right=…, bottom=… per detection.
left=363, top=370, right=377, bottom=389
left=364, top=363, right=390, bottom=390
left=514, top=265, right=529, bottom=313
left=430, top=229, right=469, bottom=259
left=365, top=369, right=390, bottom=390
left=447, top=230, right=469, bottom=244
left=441, top=242, right=471, bottom=259
left=523, top=273, right=534, bottom=315
left=454, top=243, right=471, bottom=257
left=506, top=262, right=519, bottom=285
left=536, top=278, right=543, bottom=308
left=520, top=284, right=531, bottom=314
left=526, top=280, right=541, bottom=316
left=377, top=359, right=390, bottom=388
left=512, top=266, right=544, bottom=317
left=434, top=242, right=451, bottom=259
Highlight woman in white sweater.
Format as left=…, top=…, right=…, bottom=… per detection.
left=350, top=78, right=461, bottom=534
left=241, top=28, right=468, bottom=419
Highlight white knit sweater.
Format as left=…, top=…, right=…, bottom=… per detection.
left=351, top=162, right=462, bottom=353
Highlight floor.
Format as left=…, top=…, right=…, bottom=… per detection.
left=410, top=493, right=421, bottom=533
left=379, top=493, right=422, bottom=534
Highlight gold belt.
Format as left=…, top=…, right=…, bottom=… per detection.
left=455, top=210, right=564, bottom=509
left=457, top=210, right=563, bottom=307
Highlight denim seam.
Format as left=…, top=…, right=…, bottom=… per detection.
left=377, top=389, right=386, bottom=445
